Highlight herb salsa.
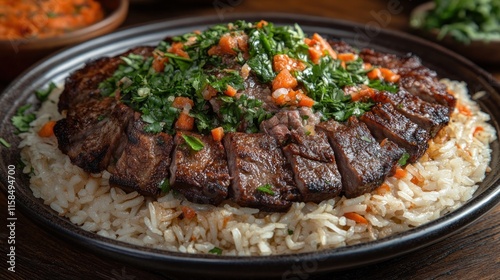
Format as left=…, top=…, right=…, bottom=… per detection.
left=99, top=20, right=399, bottom=136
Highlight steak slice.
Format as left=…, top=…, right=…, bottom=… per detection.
left=170, top=131, right=230, bottom=205
left=110, top=113, right=173, bottom=196
left=259, top=110, right=304, bottom=145
left=317, top=117, right=404, bottom=198
left=372, top=89, right=450, bottom=137
left=360, top=102, right=430, bottom=163
left=360, top=48, right=456, bottom=109
left=58, top=46, right=155, bottom=112
left=54, top=98, right=134, bottom=173
left=223, top=132, right=300, bottom=211
left=282, top=131, right=342, bottom=202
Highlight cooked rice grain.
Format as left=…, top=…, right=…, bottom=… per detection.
left=20, top=80, right=496, bottom=256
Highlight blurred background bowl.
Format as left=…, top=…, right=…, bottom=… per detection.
left=0, top=0, right=129, bottom=82
left=410, top=2, right=500, bottom=66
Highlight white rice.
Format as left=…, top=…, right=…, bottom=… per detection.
left=19, top=79, right=496, bottom=256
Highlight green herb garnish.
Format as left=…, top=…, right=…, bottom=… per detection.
left=182, top=134, right=205, bottom=151
left=0, top=137, right=11, bottom=148
left=209, top=247, right=223, bottom=255
left=398, top=152, right=410, bottom=166
left=159, top=179, right=171, bottom=194
left=12, top=104, right=35, bottom=133
left=256, top=184, right=275, bottom=195
left=35, top=82, right=57, bottom=102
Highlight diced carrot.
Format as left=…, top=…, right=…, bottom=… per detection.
left=172, top=96, right=194, bottom=109
left=341, top=61, right=346, bottom=69
left=175, top=112, right=195, bottom=131
left=311, top=33, right=337, bottom=59
left=181, top=206, right=196, bottom=220
left=273, top=54, right=306, bottom=72
left=344, top=212, right=368, bottom=224
left=375, top=183, right=391, bottom=195
left=223, top=216, right=231, bottom=228
left=202, top=85, right=218, bottom=100
left=393, top=167, right=407, bottom=179
left=224, top=85, right=237, bottom=97
left=272, top=69, right=298, bottom=91
left=218, top=34, right=238, bottom=55
left=38, top=120, right=56, bottom=137
left=168, top=42, right=189, bottom=58
left=473, top=126, right=484, bottom=136
left=457, top=102, right=472, bottom=116
left=337, top=53, right=357, bottom=62
left=211, top=126, right=224, bottom=142
left=256, top=20, right=268, bottom=29
left=351, top=87, right=375, bottom=101
left=207, top=45, right=219, bottom=56
left=367, top=68, right=381, bottom=80
left=274, top=92, right=288, bottom=106
left=297, top=92, right=315, bottom=107
left=363, top=63, right=372, bottom=70
left=308, top=46, right=323, bottom=64
left=380, top=67, right=400, bottom=83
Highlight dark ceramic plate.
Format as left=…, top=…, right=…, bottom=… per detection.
left=1, top=14, right=499, bottom=279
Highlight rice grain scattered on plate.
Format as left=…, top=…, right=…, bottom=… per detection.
left=20, top=79, right=496, bottom=256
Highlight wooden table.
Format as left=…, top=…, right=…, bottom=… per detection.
left=1, top=1, right=498, bottom=279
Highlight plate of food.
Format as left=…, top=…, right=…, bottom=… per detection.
left=1, top=13, right=499, bottom=279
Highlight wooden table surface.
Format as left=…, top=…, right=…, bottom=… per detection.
left=1, top=1, right=499, bottom=279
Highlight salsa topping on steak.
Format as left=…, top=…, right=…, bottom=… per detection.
left=53, top=20, right=456, bottom=211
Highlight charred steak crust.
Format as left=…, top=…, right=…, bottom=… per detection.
left=170, top=131, right=230, bottom=205
left=109, top=114, right=174, bottom=196
left=53, top=35, right=456, bottom=211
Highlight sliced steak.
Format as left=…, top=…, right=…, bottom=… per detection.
left=372, top=89, right=450, bottom=137
left=360, top=102, right=430, bottom=163
left=58, top=46, right=155, bottom=112
left=110, top=113, right=173, bottom=196
left=282, top=131, right=342, bottom=202
left=170, top=131, right=230, bottom=205
left=223, top=132, right=300, bottom=211
left=54, top=98, right=134, bottom=173
left=317, top=117, right=404, bottom=198
left=259, top=110, right=304, bottom=145
left=359, top=48, right=456, bottom=109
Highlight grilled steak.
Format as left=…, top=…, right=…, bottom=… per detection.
left=170, top=131, right=230, bottom=205
left=109, top=113, right=173, bottom=196
left=259, top=110, right=304, bottom=145
left=360, top=48, right=456, bottom=109
left=372, top=89, right=450, bottom=137
left=317, top=117, right=404, bottom=198
left=282, top=131, right=342, bottom=202
left=58, top=46, right=154, bottom=112
left=360, top=102, right=430, bottom=163
left=54, top=98, right=134, bottom=173
left=223, top=132, right=300, bottom=211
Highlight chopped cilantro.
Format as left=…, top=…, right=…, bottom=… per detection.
left=182, top=134, right=205, bottom=151
left=159, top=179, right=171, bottom=194
left=35, top=82, right=57, bottom=102
left=256, top=184, right=275, bottom=195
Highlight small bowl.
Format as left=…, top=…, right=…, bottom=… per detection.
left=410, top=2, right=500, bottom=66
left=0, top=0, right=129, bottom=82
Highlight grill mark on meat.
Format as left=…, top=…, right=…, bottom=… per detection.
left=282, top=131, right=342, bottom=202
left=109, top=113, right=173, bottom=196
left=54, top=98, right=134, bottom=173
left=317, top=117, right=404, bottom=198
left=58, top=46, right=155, bottom=112
left=360, top=48, right=456, bottom=109
left=360, top=102, right=430, bottom=163
left=170, top=131, right=230, bottom=205
left=372, top=89, right=450, bottom=137
left=259, top=110, right=304, bottom=145
left=223, top=132, right=300, bottom=211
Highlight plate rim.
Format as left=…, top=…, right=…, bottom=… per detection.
left=1, top=12, right=500, bottom=277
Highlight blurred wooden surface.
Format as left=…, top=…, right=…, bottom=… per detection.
left=1, top=1, right=499, bottom=279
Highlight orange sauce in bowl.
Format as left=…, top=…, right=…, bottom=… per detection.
left=0, top=0, right=104, bottom=40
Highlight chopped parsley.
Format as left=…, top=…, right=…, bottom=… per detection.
left=159, top=179, right=171, bottom=194
left=256, top=184, right=275, bottom=195
left=182, top=134, right=205, bottom=151
left=98, top=20, right=399, bottom=136
left=209, top=247, right=223, bottom=255
left=398, top=152, right=410, bottom=166
left=35, top=82, right=57, bottom=102
left=0, top=137, right=11, bottom=148
left=11, top=104, right=35, bottom=133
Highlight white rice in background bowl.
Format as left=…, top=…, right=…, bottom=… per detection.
left=19, top=79, right=496, bottom=256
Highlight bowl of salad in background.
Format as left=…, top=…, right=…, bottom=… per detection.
left=410, top=0, right=500, bottom=65
left=0, top=0, right=129, bottom=82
